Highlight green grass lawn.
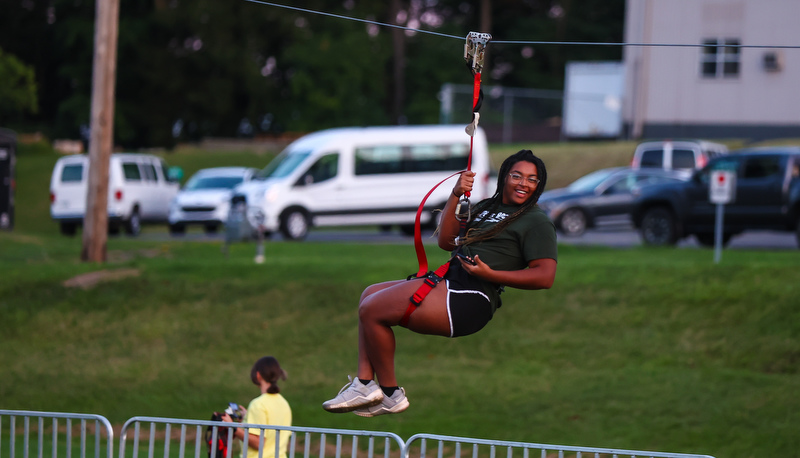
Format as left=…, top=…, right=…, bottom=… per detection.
left=1, top=233, right=798, bottom=458
left=3, top=139, right=800, bottom=458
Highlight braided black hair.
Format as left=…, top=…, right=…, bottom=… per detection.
left=458, top=149, right=547, bottom=246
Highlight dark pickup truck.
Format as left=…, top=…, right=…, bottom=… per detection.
left=631, top=147, right=800, bottom=247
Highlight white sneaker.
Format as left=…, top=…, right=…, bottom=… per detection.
left=322, top=376, right=384, bottom=413
left=354, top=387, right=409, bottom=417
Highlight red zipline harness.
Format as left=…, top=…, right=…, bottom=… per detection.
left=400, top=32, right=492, bottom=327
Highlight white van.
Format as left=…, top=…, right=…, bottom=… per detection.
left=631, top=139, right=728, bottom=176
left=232, top=125, right=494, bottom=240
left=50, top=153, right=181, bottom=236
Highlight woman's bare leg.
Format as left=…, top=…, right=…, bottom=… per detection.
left=356, top=280, right=404, bottom=380
left=356, top=279, right=451, bottom=387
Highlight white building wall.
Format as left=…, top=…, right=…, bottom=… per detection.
left=624, top=0, right=800, bottom=138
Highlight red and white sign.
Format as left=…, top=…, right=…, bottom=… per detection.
left=709, top=170, right=736, bottom=204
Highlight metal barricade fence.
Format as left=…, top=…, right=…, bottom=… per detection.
left=119, top=417, right=405, bottom=458
left=402, top=433, right=715, bottom=458
left=0, top=410, right=114, bottom=458
left=1, top=412, right=716, bottom=458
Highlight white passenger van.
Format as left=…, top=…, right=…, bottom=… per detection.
left=50, top=153, right=181, bottom=236
left=631, top=139, right=728, bottom=177
left=232, top=125, right=494, bottom=240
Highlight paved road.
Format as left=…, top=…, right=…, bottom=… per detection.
left=558, top=228, right=796, bottom=250
left=144, top=227, right=798, bottom=250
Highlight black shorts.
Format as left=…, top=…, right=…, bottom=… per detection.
left=443, top=261, right=493, bottom=338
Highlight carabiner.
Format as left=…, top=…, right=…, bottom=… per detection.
left=455, top=195, right=471, bottom=222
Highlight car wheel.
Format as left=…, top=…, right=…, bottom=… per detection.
left=124, top=209, right=141, bottom=236
left=108, top=222, right=121, bottom=236
left=279, top=208, right=309, bottom=240
left=695, top=232, right=732, bottom=247
left=60, top=222, right=77, bottom=236
left=559, top=208, right=587, bottom=237
left=169, top=223, right=186, bottom=235
left=640, top=207, right=677, bottom=246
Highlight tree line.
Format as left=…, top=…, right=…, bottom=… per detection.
left=0, top=0, right=623, bottom=149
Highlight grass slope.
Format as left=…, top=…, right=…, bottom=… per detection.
left=4, top=139, right=800, bottom=457
left=1, top=234, right=798, bottom=458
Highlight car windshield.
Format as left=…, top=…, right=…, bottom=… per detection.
left=255, top=151, right=311, bottom=179
left=184, top=175, right=244, bottom=190
left=567, top=169, right=619, bottom=192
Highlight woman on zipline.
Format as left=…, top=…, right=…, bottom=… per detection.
left=322, top=149, right=558, bottom=417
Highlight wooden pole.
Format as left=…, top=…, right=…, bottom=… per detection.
left=81, top=0, right=120, bottom=262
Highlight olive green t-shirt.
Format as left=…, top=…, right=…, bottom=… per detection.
left=459, top=203, right=558, bottom=311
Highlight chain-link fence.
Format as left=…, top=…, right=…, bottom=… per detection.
left=439, top=84, right=564, bottom=144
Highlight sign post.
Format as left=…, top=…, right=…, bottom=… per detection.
left=709, top=169, right=736, bottom=263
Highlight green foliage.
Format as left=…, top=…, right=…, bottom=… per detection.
left=0, top=47, right=39, bottom=121
left=0, top=0, right=625, bottom=147
left=282, top=21, right=392, bottom=130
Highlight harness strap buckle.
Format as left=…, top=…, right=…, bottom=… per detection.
left=464, top=32, right=492, bottom=74
left=423, top=275, right=441, bottom=288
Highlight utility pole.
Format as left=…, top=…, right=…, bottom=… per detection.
left=82, top=0, right=120, bottom=262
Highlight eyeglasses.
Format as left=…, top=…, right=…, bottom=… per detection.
left=508, top=172, right=540, bottom=185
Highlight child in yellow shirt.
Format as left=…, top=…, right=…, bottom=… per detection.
left=223, top=356, right=292, bottom=458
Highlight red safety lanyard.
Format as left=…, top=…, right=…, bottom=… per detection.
left=401, top=32, right=491, bottom=328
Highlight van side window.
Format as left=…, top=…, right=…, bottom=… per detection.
left=143, top=163, right=158, bottom=182
left=672, top=149, right=696, bottom=169
left=61, top=164, right=83, bottom=182
left=122, top=162, right=142, bottom=181
left=407, top=143, right=469, bottom=172
left=303, top=153, right=338, bottom=184
left=355, top=143, right=469, bottom=175
left=356, top=146, right=402, bottom=175
left=639, top=149, right=663, bottom=168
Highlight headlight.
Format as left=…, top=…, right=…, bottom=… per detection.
left=265, top=187, right=279, bottom=203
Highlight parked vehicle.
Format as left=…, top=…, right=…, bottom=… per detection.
left=632, top=147, right=800, bottom=247
left=631, top=139, right=728, bottom=176
left=168, top=167, right=257, bottom=235
left=50, top=153, right=181, bottom=236
left=232, top=125, right=493, bottom=240
left=538, top=167, right=688, bottom=236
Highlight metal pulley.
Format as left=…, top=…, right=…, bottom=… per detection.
left=464, top=32, right=492, bottom=75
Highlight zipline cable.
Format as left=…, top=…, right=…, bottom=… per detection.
left=244, top=0, right=800, bottom=49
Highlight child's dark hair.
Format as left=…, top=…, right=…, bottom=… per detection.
left=250, top=356, right=287, bottom=394
left=459, top=149, right=547, bottom=245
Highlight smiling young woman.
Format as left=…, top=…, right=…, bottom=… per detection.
left=322, top=149, right=557, bottom=417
